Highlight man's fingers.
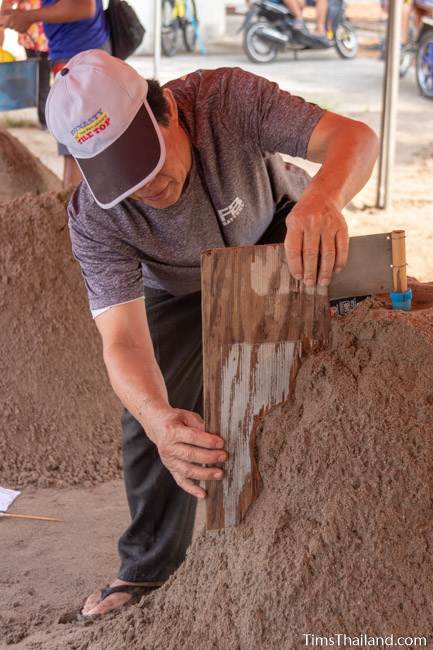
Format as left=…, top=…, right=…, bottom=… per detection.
left=179, top=409, right=205, bottom=430
left=318, top=236, right=336, bottom=287
left=177, top=425, right=225, bottom=450
left=176, top=477, right=207, bottom=499
left=334, top=225, right=349, bottom=273
left=176, top=461, right=224, bottom=483
left=175, top=442, right=228, bottom=466
left=284, top=225, right=303, bottom=280
left=302, top=232, right=320, bottom=287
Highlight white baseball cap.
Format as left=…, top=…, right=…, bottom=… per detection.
left=45, top=49, right=166, bottom=209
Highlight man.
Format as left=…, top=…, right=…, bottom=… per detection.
left=45, top=50, right=378, bottom=617
left=1, top=0, right=109, bottom=187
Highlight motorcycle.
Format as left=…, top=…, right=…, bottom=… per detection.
left=416, top=16, right=433, bottom=98
left=240, top=0, right=358, bottom=64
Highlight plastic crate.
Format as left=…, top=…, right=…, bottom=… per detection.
left=0, top=59, right=39, bottom=112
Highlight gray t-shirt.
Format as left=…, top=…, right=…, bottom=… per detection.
left=68, top=67, right=325, bottom=313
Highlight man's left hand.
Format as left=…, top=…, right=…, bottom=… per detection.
left=1, top=9, right=35, bottom=33
left=284, top=192, right=349, bottom=288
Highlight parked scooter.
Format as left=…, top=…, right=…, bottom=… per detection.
left=416, top=16, right=433, bottom=98
left=240, top=0, right=358, bottom=64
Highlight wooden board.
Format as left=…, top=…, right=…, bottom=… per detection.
left=201, top=243, right=330, bottom=530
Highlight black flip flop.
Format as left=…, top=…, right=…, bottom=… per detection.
left=99, top=584, right=159, bottom=604
left=78, top=584, right=160, bottom=621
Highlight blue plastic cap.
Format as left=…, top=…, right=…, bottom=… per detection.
left=390, top=288, right=412, bottom=311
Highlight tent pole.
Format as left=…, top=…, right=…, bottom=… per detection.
left=376, top=0, right=403, bottom=209
left=153, top=0, right=162, bottom=81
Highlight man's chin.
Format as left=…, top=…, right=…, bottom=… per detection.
left=144, top=196, right=178, bottom=209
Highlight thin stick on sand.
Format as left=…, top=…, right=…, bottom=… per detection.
left=0, top=512, right=63, bottom=522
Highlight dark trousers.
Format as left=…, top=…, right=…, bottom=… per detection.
left=25, top=49, right=50, bottom=129
left=117, top=199, right=293, bottom=582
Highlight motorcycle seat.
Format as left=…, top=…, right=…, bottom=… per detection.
left=260, top=0, right=291, bottom=16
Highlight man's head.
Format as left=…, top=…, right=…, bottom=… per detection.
left=129, top=82, right=192, bottom=209
left=45, top=50, right=192, bottom=209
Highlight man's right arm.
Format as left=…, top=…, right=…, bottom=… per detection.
left=96, top=298, right=228, bottom=499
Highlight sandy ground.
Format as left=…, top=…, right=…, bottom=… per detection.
left=1, top=7, right=432, bottom=648
left=0, top=483, right=205, bottom=648
left=0, top=482, right=129, bottom=648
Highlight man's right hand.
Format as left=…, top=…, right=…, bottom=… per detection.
left=96, top=300, right=227, bottom=499
left=143, top=404, right=228, bottom=499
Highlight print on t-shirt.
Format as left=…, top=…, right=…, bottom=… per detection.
left=218, top=196, right=245, bottom=227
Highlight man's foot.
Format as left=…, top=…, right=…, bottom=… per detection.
left=313, top=31, right=330, bottom=45
left=291, top=18, right=311, bottom=38
left=81, top=578, right=163, bottom=617
left=292, top=17, right=307, bottom=30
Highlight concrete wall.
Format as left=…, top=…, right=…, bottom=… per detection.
left=130, top=0, right=226, bottom=55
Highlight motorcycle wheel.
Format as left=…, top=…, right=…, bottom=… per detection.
left=243, top=22, right=279, bottom=64
left=416, top=30, right=433, bottom=99
left=334, top=20, right=358, bottom=59
left=161, top=0, right=179, bottom=57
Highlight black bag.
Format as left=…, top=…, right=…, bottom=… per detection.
left=105, top=0, right=146, bottom=60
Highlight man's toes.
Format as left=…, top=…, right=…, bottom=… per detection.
left=81, top=590, right=104, bottom=615
left=85, top=592, right=132, bottom=617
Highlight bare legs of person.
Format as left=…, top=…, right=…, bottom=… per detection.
left=413, top=4, right=433, bottom=31
left=282, top=0, right=306, bottom=28
left=402, top=0, right=412, bottom=45
left=315, top=0, right=328, bottom=36
left=282, top=0, right=303, bottom=18
left=282, top=0, right=329, bottom=37
left=63, top=155, right=82, bottom=189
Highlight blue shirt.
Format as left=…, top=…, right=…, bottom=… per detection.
left=42, top=0, right=109, bottom=61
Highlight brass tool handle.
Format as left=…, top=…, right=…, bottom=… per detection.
left=391, top=230, right=408, bottom=293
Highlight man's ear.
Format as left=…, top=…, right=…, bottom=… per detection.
left=162, top=88, right=179, bottom=125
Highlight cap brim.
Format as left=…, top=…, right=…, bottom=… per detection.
left=76, top=101, right=166, bottom=209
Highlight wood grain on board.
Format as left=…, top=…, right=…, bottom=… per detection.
left=202, top=243, right=330, bottom=530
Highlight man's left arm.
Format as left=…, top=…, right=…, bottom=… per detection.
left=285, top=111, right=379, bottom=287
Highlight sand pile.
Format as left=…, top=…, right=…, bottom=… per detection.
left=0, top=127, right=61, bottom=204
left=37, top=298, right=432, bottom=650
left=0, top=191, right=122, bottom=489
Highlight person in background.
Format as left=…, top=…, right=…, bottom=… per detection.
left=0, top=0, right=50, bottom=128
left=248, top=0, right=329, bottom=40
left=303, top=0, right=328, bottom=38
left=380, top=0, right=414, bottom=47
left=1, top=0, right=110, bottom=188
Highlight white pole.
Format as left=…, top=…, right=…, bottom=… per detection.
left=153, top=0, right=162, bottom=80
left=376, top=0, right=403, bottom=209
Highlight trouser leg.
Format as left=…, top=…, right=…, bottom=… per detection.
left=118, top=289, right=203, bottom=583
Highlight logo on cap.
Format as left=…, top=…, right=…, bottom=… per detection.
left=71, top=109, right=111, bottom=145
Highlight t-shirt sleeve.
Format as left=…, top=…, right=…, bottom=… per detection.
left=68, top=189, right=144, bottom=313
left=216, top=67, right=326, bottom=159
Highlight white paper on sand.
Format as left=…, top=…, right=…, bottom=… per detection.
left=0, top=486, right=21, bottom=512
